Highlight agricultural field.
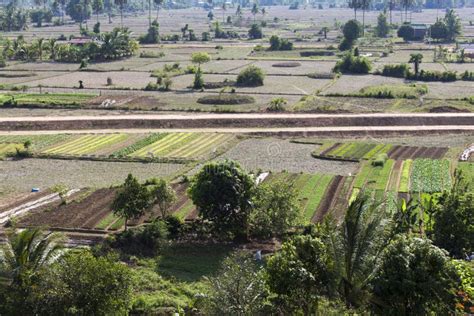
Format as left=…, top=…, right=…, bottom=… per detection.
left=0, top=143, right=23, bottom=158
left=410, top=159, right=452, bottom=193
left=42, top=133, right=132, bottom=156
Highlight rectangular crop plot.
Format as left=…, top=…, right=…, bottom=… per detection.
left=410, top=159, right=452, bottom=193
left=354, top=160, right=395, bottom=191
left=0, top=134, right=73, bottom=151
left=266, top=172, right=334, bottom=222
left=457, top=162, right=474, bottom=192
left=130, top=133, right=235, bottom=160
left=42, top=134, right=129, bottom=156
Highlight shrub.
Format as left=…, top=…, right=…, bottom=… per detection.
left=269, top=35, right=293, bottom=51
left=202, top=32, right=210, bottom=41
left=461, top=71, right=474, bottom=81
left=407, top=69, right=457, bottom=82
left=397, top=24, right=414, bottom=41
left=0, top=56, right=6, bottom=68
left=333, top=51, right=372, bottom=74
left=430, top=20, right=448, bottom=41
left=381, top=64, right=409, bottom=78
left=299, top=50, right=335, bottom=57
left=272, top=62, right=301, bottom=68
left=236, top=66, right=265, bottom=87
left=197, top=94, right=255, bottom=105
left=372, top=153, right=388, bottom=166
left=376, top=13, right=390, bottom=37
left=342, top=19, right=362, bottom=42
left=248, top=23, right=263, bottom=39
left=193, top=69, right=204, bottom=89
left=139, top=21, right=160, bottom=44
left=267, top=97, right=287, bottom=112
left=112, top=220, right=169, bottom=256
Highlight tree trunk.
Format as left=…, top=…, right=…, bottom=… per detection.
left=121, top=7, right=124, bottom=27
left=362, top=9, right=365, bottom=36
left=148, top=0, right=151, bottom=26
left=124, top=218, right=128, bottom=231
left=389, top=3, right=392, bottom=24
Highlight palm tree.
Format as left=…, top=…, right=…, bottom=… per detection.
left=409, top=53, right=423, bottom=76
left=328, top=193, right=391, bottom=308
left=348, top=0, right=361, bottom=20
left=322, top=26, right=329, bottom=39
left=92, top=0, right=104, bottom=23
left=0, top=228, right=64, bottom=287
left=48, top=38, right=57, bottom=60
left=154, top=0, right=163, bottom=21
left=388, top=0, right=394, bottom=24
left=59, top=0, right=67, bottom=24
left=360, top=0, right=371, bottom=36
left=114, top=0, right=127, bottom=27
left=37, top=38, right=45, bottom=61
left=401, top=0, right=413, bottom=22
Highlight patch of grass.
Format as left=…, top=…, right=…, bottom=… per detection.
left=399, top=159, right=412, bottom=193
left=0, top=93, right=96, bottom=106
left=157, top=243, right=235, bottom=282
left=358, top=84, right=428, bottom=99
left=197, top=94, right=255, bottom=105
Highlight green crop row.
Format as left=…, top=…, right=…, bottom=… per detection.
left=111, top=133, right=168, bottom=157
left=398, top=160, right=412, bottom=193
left=0, top=143, right=23, bottom=157
left=456, top=162, right=474, bottom=191
left=95, top=213, right=119, bottom=230
left=43, top=134, right=128, bottom=155
left=411, top=159, right=451, bottom=193
left=295, top=174, right=333, bottom=221
left=363, top=144, right=393, bottom=160
left=0, top=134, right=73, bottom=151
left=354, top=160, right=394, bottom=191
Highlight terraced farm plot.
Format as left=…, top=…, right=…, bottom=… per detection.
left=42, top=134, right=130, bottom=156
left=354, top=160, right=395, bottom=191
left=457, top=162, right=474, bottom=192
left=266, top=172, right=334, bottom=222
left=387, top=146, right=448, bottom=160
left=0, top=134, right=73, bottom=151
left=0, top=143, right=23, bottom=157
left=411, top=159, right=452, bottom=193
left=130, top=133, right=235, bottom=160
left=316, top=142, right=393, bottom=162
left=398, top=160, right=413, bottom=193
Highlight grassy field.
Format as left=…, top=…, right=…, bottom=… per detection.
left=0, top=143, right=23, bottom=157
left=42, top=134, right=130, bottom=156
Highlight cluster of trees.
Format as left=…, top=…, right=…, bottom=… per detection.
left=269, top=35, right=293, bottom=51
left=0, top=229, right=133, bottom=315
left=339, top=19, right=362, bottom=50
left=334, top=48, right=372, bottom=74
left=202, top=172, right=473, bottom=315
left=0, top=1, right=28, bottom=31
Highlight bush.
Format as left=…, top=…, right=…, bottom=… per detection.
left=397, top=24, right=414, bottom=41
left=299, top=50, right=335, bottom=57
left=0, top=56, right=6, bottom=68
left=197, top=94, right=255, bottom=105
left=272, top=62, right=301, bottom=68
left=381, top=64, right=409, bottom=78
left=112, top=220, right=169, bottom=256
left=269, top=35, right=293, bottom=51
left=267, top=97, right=287, bottom=112
left=139, top=21, right=160, bottom=44
left=236, top=65, right=265, bottom=87
left=193, top=69, right=204, bottom=89
left=430, top=20, right=448, bottom=41
left=333, top=51, right=372, bottom=74
left=248, top=23, right=263, bottom=39
left=461, top=71, right=474, bottom=81
left=343, top=19, right=362, bottom=42
left=372, top=153, right=388, bottom=166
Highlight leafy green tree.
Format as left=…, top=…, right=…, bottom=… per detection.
left=430, top=20, right=448, bottom=41
left=113, top=173, right=151, bottom=230
left=329, top=192, right=392, bottom=308
left=248, top=23, right=263, bottom=39
left=191, top=52, right=210, bottom=89
left=397, top=24, right=414, bottom=41
left=236, top=65, right=265, bottom=86
left=150, top=178, right=176, bottom=218
left=114, top=0, right=127, bottom=27
left=266, top=234, right=335, bottom=314
left=444, top=9, right=461, bottom=41
left=409, top=53, right=423, bottom=75
left=375, top=12, right=389, bottom=37
left=250, top=179, right=301, bottom=238
left=340, top=19, right=362, bottom=50
left=371, top=235, right=461, bottom=315
left=188, top=160, right=255, bottom=239
left=34, top=250, right=133, bottom=315
left=433, top=171, right=474, bottom=258
left=204, top=252, right=268, bottom=314
left=251, top=2, right=259, bottom=23
left=269, top=35, right=281, bottom=50
left=66, top=0, right=91, bottom=23
left=321, top=26, right=329, bottom=39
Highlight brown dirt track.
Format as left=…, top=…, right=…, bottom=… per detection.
left=19, top=188, right=116, bottom=229
left=311, top=175, right=345, bottom=223
left=0, top=113, right=473, bottom=132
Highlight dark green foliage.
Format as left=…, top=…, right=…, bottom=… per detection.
left=196, top=94, right=255, bottom=105
left=433, top=172, right=474, bottom=258
left=461, top=71, right=474, bottom=81
left=236, top=65, right=265, bottom=86
left=381, top=64, right=409, bottom=78
left=342, top=19, right=362, bottom=42
left=269, top=35, right=293, bottom=51
left=139, top=20, right=160, bottom=44
left=372, top=153, right=388, bottom=166
left=93, top=21, right=101, bottom=34
left=430, top=20, right=448, bottom=40
left=188, top=160, right=255, bottom=239
left=193, top=68, right=204, bottom=89
left=407, top=69, right=457, bottom=82
left=266, top=235, right=335, bottom=314
left=0, top=2, right=28, bottom=31
left=248, top=23, right=263, bottom=39
left=372, top=235, right=460, bottom=315
left=249, top=179, right=301, bottom=238
left=444, top=9, right=461, bottom=41
left=112, top=174, right=151, bottom=230
left=397, top=24, right=414, bottom=41
left=376, top=13, right=390, bottom=37
left=66, top=0, right=91, bottom=22
left=30, top=9, right=53, bottom=27
left=333, top=51, right=372, bottom=74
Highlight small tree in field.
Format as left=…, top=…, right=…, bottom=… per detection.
left=113, top=174, right=151, bottom=230
left=375, top=12, right=389, bottom=37
left=188, top=160, right=255, bottom=240
left=236, top=65, right=265, bottom=87
left=191, top=52, right=211, bottom=89
left=150, top=178, right=176, bottom=218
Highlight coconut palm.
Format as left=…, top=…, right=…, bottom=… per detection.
left=0, top=228, right=64, bottom=287
left=360, top=0, right=371, bottom=36
left=251, top=2, right=258, bottom=23
left=154, top=0, right=163, bottom=21
left=328, top=192, right=391, bottom=308
left=221, top=1, right=226, bottom=23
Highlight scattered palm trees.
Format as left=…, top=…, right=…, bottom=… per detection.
left=409, top=53, right=423, bottom=76
left=114, top=0, right=127, bottom=27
